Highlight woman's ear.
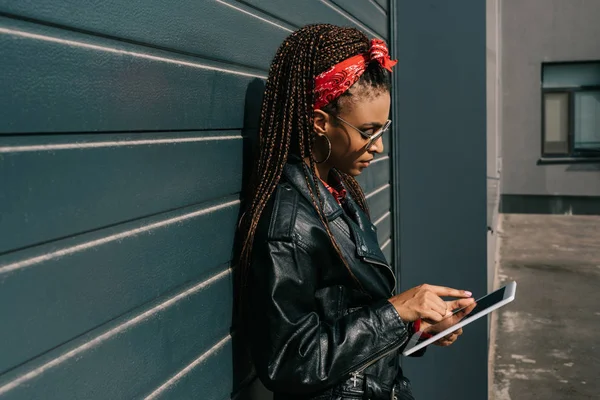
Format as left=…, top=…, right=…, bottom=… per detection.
left=313, top=109, right=330, bottom=135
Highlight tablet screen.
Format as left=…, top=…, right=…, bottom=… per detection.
left=402, top=282, right=516, bottom=356
left=451, top=285, right=505, bottom=322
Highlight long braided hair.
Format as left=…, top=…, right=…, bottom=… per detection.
left=237, top=24, right=392, bottom=307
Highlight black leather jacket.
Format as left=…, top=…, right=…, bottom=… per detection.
left=246, top=158, right=422, bottom=400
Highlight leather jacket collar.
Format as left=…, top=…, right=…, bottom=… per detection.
left=283, top=155, right=344, bottom=221
left=282, top=157, right=396, bottom=298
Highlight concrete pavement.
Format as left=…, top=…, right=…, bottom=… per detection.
left=490, top=214, right=600, bottom=399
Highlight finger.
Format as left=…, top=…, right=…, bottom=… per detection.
left=420, top=309, right=444, bottom=323
left=427, top=296, right=448, bottom=317
left=444, top=331, right=456, bottom=338
left=420, top=318, right=438, bottom=327
left=454, top=302, right=477, bottom=318
left=446, top=298, right=476, bottom=312
left=424, top=285, right=472, bottom=298
left=439, top=334, right=458, bottom=346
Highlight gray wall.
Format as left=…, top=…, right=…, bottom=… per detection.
left=501, top=0, right=600, bottom=199
left=393, top=1, right=488, bottom=399
left=0, top=1, right=390, bottom=399
left=487, top=0, right=502, bottom=293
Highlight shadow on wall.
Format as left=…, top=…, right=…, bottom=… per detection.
left=230, top=78, right=273, bottom=400
left=240, top=78, right=266, bottom=192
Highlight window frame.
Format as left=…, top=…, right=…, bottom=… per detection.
left=541, top=85, right=600, bottom=158
left=541, top=59, right=600, bottom=160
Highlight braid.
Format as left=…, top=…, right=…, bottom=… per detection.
left=237, top=24, right=388, bottom=309
left=339, top=173, right=370, bottom=217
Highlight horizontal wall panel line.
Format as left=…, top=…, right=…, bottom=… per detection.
left=365, top=183, right=390, bottom=200
left=0, top=16, right=264, bottom=132
left=0, top=191, right=241, bottom=258
left=381, top=237, right=391, bottom=250
left=1, top=260, right=231, bottom=379
left=214, top=0, right=294, bottom=32
left=238, top=0, right=382, bottom=38
left=145, top=334, right=232, bottom=400
left=374, top=0, right=388, bottom=11
left=0, top=127, right=246, bottom=137
left=0, top=12, right=272, bottom=77
left=356, top=156, right=390, bottom=193
left=0, top=133, right=242, bottom=153
left=366, top=184, right=391, bottom=225
left=236, top=0, right=300, bottom=29
left=3, top=0, right=295, bottom=36
left=0, top=24, right=267, bottom=79
left=0, top=0, right=289, bottom=72
left=0, top=197, right=240, bottom=273
left=373, top=210, right=391, bottom=226
left=0, top=267, right=232, bottom=396
left=368, top=0, right=387, bottom=16
left=318, top=0, right=378, bottom=38
left=0, top=131, right=244, bottom=253
left=0, top=197, right=239, bottom=373
left=382, top=237, right=392, bottom=264
left=330, top=0, right=387, bottom=38
left=371, top=155, right=390, bottom=165
left=375, top=210, right=392, bottom=245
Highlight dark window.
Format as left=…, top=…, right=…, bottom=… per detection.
left=542, top=62, right=600, bottom=158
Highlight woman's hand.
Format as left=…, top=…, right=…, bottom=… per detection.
left=387, top=284, right=473, bottom=323
left=419, top=299, right=477, bottom=346
left=433, top=327, right=463, bottom=347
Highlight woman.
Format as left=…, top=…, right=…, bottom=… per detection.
left=237, top=24, right=475, bottom=400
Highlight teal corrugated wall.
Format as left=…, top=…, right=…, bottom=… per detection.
left=0, top=1, right=391, bottom=398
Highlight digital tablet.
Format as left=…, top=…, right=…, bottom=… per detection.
left=402, top=281, right=517, bottom=356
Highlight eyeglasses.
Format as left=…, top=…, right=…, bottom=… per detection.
left=333, top=115, right=392, bottom=150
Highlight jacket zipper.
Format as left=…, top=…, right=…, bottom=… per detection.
left=347, top=258, right=402, bottom=384
left=362, top=256, right=397, bottom=295
left=348, top=335, right=407, bottom=387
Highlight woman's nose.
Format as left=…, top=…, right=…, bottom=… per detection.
left=369, top=136, right=384, bottom=154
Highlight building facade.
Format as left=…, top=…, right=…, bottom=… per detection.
left=499, top=0, right=600, bottom=215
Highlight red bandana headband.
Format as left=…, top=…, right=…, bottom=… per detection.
left=313, top=39, right=397, bottom=110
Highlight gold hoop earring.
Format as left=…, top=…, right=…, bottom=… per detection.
left=314, top=134, right=332, bottom=164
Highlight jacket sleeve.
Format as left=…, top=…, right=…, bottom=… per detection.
left=398, top=328, right=427, bottom=358
left=247, top=238, right=410, bottom=394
